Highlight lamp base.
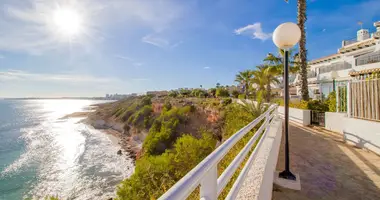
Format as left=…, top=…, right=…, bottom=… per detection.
left=274, top=171, right=301, bottom=191
left=279, top=170, right=296, bottom=180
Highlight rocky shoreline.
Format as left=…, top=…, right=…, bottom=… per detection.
left=63, top=111, right=143, bottom=162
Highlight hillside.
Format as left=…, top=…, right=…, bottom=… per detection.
left=86, top=96, right=226, bottom=160
left=84, top=95, right=263, bottom=200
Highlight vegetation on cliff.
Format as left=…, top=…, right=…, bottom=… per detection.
left=86, top=93, right=267, bottom=200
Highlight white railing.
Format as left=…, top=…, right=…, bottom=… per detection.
left=158, top=105, right=278, bottom=200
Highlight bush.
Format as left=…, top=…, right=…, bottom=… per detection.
left=140, top=96, right=152, bottom=106
left=327, top=91, right=336, bottom=112
left=208, top=88, right=217, bottom=97
left=127, top=105, right=153, bottom=127
left=221, top=98, right=232, bottom=106
left=238, top=94, right=246, bottom=99
left=307, top=100, right=329, bottom=112
left=216, top=88, right=230, bottom=97
left=117, top=133, right=216, bottom=200
left=179, top=89, right=191, bottom=97
left=231, top=90, right=240, bottom=98
left=168, top=90, right=179, bottom=97
left=163, top=100, right=172, bottom=111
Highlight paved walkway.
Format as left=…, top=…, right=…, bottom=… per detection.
left=273, top=124, right=380, bottom=200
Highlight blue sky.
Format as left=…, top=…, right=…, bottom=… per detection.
left=0, top=0, right=380, bottom=97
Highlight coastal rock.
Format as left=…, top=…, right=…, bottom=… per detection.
left=117, top=150, right=122, bottom=155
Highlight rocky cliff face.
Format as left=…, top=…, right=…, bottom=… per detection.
left=86, top=96, right=225, bottom=161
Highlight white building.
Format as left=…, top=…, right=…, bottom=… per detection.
left=295, top=21, right=380, bottom=99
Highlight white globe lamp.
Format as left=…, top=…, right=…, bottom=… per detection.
left=273, top=22, right=301, bottom=49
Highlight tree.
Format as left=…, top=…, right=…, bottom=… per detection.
left=216, top=83, right=221, bottom=88
left=284, top=0, right=309, bottom=100
left=200, top=85, right=203, bottom=88
left=297, top=0, right=309, bottom=100
left=256, top=65, right=280, bottom=102
left=264, top=48, right=300, bottom=75
left=235, top=70, right=253, bottom=97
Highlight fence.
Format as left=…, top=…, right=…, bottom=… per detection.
left=337, top=84, right=347, bottom=113
left=158, top=105, right=278, bottom=200
left=350, top=79, right=380, bottom=121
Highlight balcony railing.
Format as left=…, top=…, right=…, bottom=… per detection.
left=356, top=52, right=380, bottom=66
left=307, top=71, right=317, bottom=78
left=319, top=62, right=352, bottom=74
left=158, top=105, right=279, bottom=200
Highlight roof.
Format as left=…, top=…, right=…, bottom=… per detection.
left=349, top=67, right=380, bottom=76
left=308, top=53, right=341, bottom=65
left=339, top=38, right=378, bottom=54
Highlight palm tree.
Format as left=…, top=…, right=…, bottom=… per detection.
left=264, top=48, right=300, bottom=75
left=284, top=0, right=309, bottom=100
left=297, top=0, right=309, bottom=100
left=251, top=66, right=280, bottom=102
left=216, top=83, right=221, bottom=88
left=235, top=70, right=253, bottom=97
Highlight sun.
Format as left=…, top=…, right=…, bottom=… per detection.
left=53, top=8, right=83, bottom=37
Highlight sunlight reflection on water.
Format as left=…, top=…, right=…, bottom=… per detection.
left=0, top=100, right=133, bottom=200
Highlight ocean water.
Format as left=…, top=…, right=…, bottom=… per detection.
left=0, top=100, right=134, bottom=200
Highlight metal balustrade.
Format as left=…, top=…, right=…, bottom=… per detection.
left=356, top=52, right=380, bottom=66
left=158, top=105, right=278, bottom=200
left=319, top=62, right=352, bottom=74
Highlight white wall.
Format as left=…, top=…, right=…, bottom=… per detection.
left=278, top=106, right=311, bottom=126
left=325, top=112, right=380, bottom=155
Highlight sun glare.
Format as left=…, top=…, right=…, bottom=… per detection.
left=53, top=8, right=83, bottom=37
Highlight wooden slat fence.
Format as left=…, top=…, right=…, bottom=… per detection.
left=350, top=79, right=380, bottom=121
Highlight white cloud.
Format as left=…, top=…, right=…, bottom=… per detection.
left=114, top=55, right=133, bottom=61
left=234, top=22, right=272, bottom=41
left=142, top=34, right=183, bottom=49
left=203, top=66, right=210, bottom=69
left=0, top=69, right=115, bottom=83
left=142, top=34, right=170, bottom=48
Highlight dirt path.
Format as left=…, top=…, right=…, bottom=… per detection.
left=273, top=123, right=380, bottom=200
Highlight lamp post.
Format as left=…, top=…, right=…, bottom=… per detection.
left=273, top=22, right=301, bottom=181
left=331, top=71, right=338, bottom=92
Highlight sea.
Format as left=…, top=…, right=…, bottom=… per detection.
left=0, top=99, right=134, bottom=200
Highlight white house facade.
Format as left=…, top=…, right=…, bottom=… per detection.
left=295, top=21, right=380, bottom=99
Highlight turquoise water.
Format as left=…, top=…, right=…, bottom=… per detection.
left=0, top=100, right=133, bottom=200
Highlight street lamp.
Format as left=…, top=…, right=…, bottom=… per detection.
left=331, top=71, right=338, bottom=92
left=273, top=22, right=301, bottom=181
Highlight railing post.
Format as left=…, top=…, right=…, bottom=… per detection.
left=336, top=84, right=340, bottom=112
left=200, top=165, right=218, bottom=200
left=347, top=81, right=351, bottom=117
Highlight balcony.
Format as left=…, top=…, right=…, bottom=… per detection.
left=356, top=51, right=380, bottom=66
left=319, top=62, right=352, bottom=74
left=307, top=71, right=317, bottom=78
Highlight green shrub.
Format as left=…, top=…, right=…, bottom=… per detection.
left=231, top=90, right=240, bottom=98
left=163, top=100, right=172, bottom=111
left=140, top=96, right=152, bottom=106
left=168, top=90, right=179, bottom=97
left=238, top=94, right=246, bottom=99
left=327, top=91, right=336, bottom=112
left=208, top=88, right=217, bottom=97
left=221, top=98, right=232, bottom=106
left=216, top=88, right=230, bottom=97
left=179, top=89, right=191, bottom=97
left=128, top=105, right=153, bottom=127
left=117, top=133, right=216, bottom=200
left=307, top=100, right=329, bottom=112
